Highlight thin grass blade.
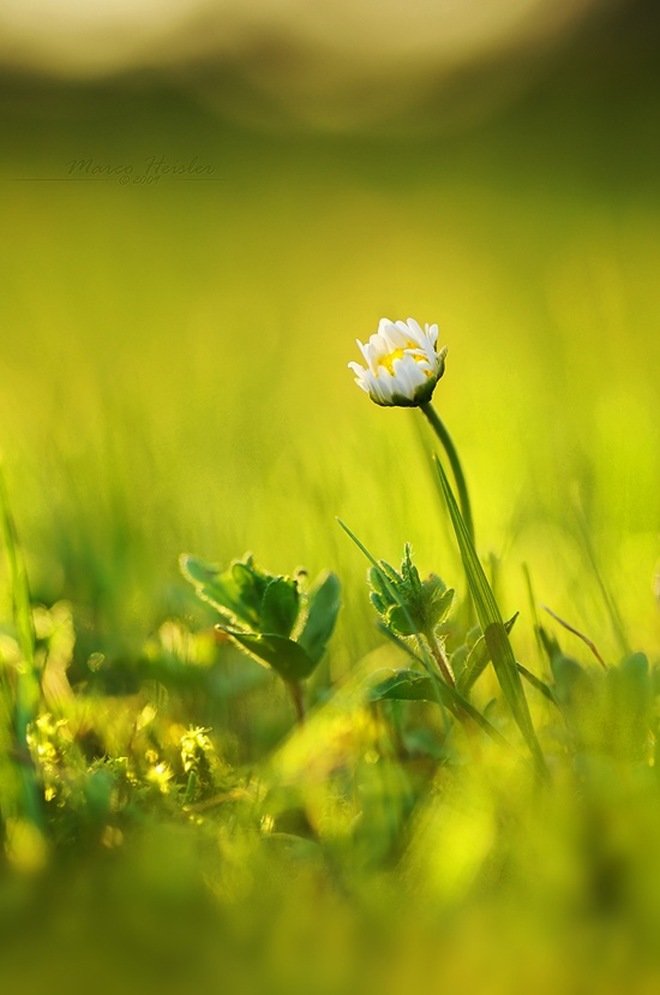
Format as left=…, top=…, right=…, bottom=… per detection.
left=433, top=456, right=546, bottom=775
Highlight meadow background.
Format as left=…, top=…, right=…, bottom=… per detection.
left=0, top=1, right=659, bottom=992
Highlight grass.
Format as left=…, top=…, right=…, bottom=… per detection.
left=0, top=66, right=659, bottom=993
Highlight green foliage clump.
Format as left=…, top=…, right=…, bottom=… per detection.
left=368, top=544, right=453, bottom=638
left=180, top=551, right=341, bottom=692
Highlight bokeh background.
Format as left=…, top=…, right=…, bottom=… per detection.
left=1, top=0, right=658, bottom=690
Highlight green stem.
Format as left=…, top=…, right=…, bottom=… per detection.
left=425, top=629, right=455, bottom=688
left=287, top=681, right=306, bottom=726
left=420, top=402, right=475, bottom=544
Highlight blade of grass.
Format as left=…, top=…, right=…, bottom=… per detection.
left=543, top=604, right=608, bottom=670
left=516, top=662, right=558, bottom=706
left=458, top=612, right=518, bottom=696
left=522, top=562, right=546, bottom=668
left=432, top=456, right=547, bottom=777
left=574, top=500, right=630, bottom=658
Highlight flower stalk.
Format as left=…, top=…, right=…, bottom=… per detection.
left=348, top=317, right=474, bottom=544
left=420, top=401, right=474, bottom=545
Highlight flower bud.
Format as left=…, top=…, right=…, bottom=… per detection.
left=349, top=317, right=446, bottom=407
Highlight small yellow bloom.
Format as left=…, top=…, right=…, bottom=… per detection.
left=146, top=761, right=174, bottom=794
left=348, top=318, right=447, bottom=407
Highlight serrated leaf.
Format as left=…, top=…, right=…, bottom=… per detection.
left=231, top=559, right=270, bottom=623
left=180, top=554, right=253, bottom=626
left=428, top=586, right=454, bottom=627
left=221, top=628, right=317, bottom=681
left=379, top=561, right=401, bottom=584
left=339, top=522, right=419, bottom=639
left=298, top=572, right=341, bottom=665
left=369, top=591, right=387, bottom=615
left=401, top=545, right=421, bottom=592
left=369, top=551, right=452, bottom=637
left=369, top=566, right=389, bottom=600
left=386, top=604, right=419, bottom=637
left=260, top=576, right=300, bottom=638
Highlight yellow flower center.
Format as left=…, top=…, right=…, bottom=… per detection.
left=379, top=340, right=426, bottom=375
left=379, top=347, right=406, bottom=374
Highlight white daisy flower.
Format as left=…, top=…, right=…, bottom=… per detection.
left=348, top=317, right=447, bottom=407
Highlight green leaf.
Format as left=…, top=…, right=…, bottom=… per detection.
left=621, top=651, right=649, bottom=683
left=180, top=554, right=251, bottom=625
left=231, top=558, right=270, bottom=623
left=221, top=628, right=317, bottom=682
left=450, top=643, right=469, bottom=681
left=298, top=572, right=341, bottom=665
left=181, top=553, right=293, bottom=634
left=433, top=456, right=546, bottom=775
left=370, top=669, right=436, bottom=703
left=427, top=586, right=455, bottom=628
left=609, top=653, right=652, bottom=760
left=550, top=654, right=589, bottom=708
left=385, top=604, right=419, bottom=637
left=260, top=576, right=300, bottom=638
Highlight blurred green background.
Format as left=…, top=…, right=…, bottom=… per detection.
left=2, top=0, right=658, bottom=672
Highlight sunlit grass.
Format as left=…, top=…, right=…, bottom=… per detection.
left=0, top=82, right=659, bottom=993
left=1, top=108, right=657, bottom=657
